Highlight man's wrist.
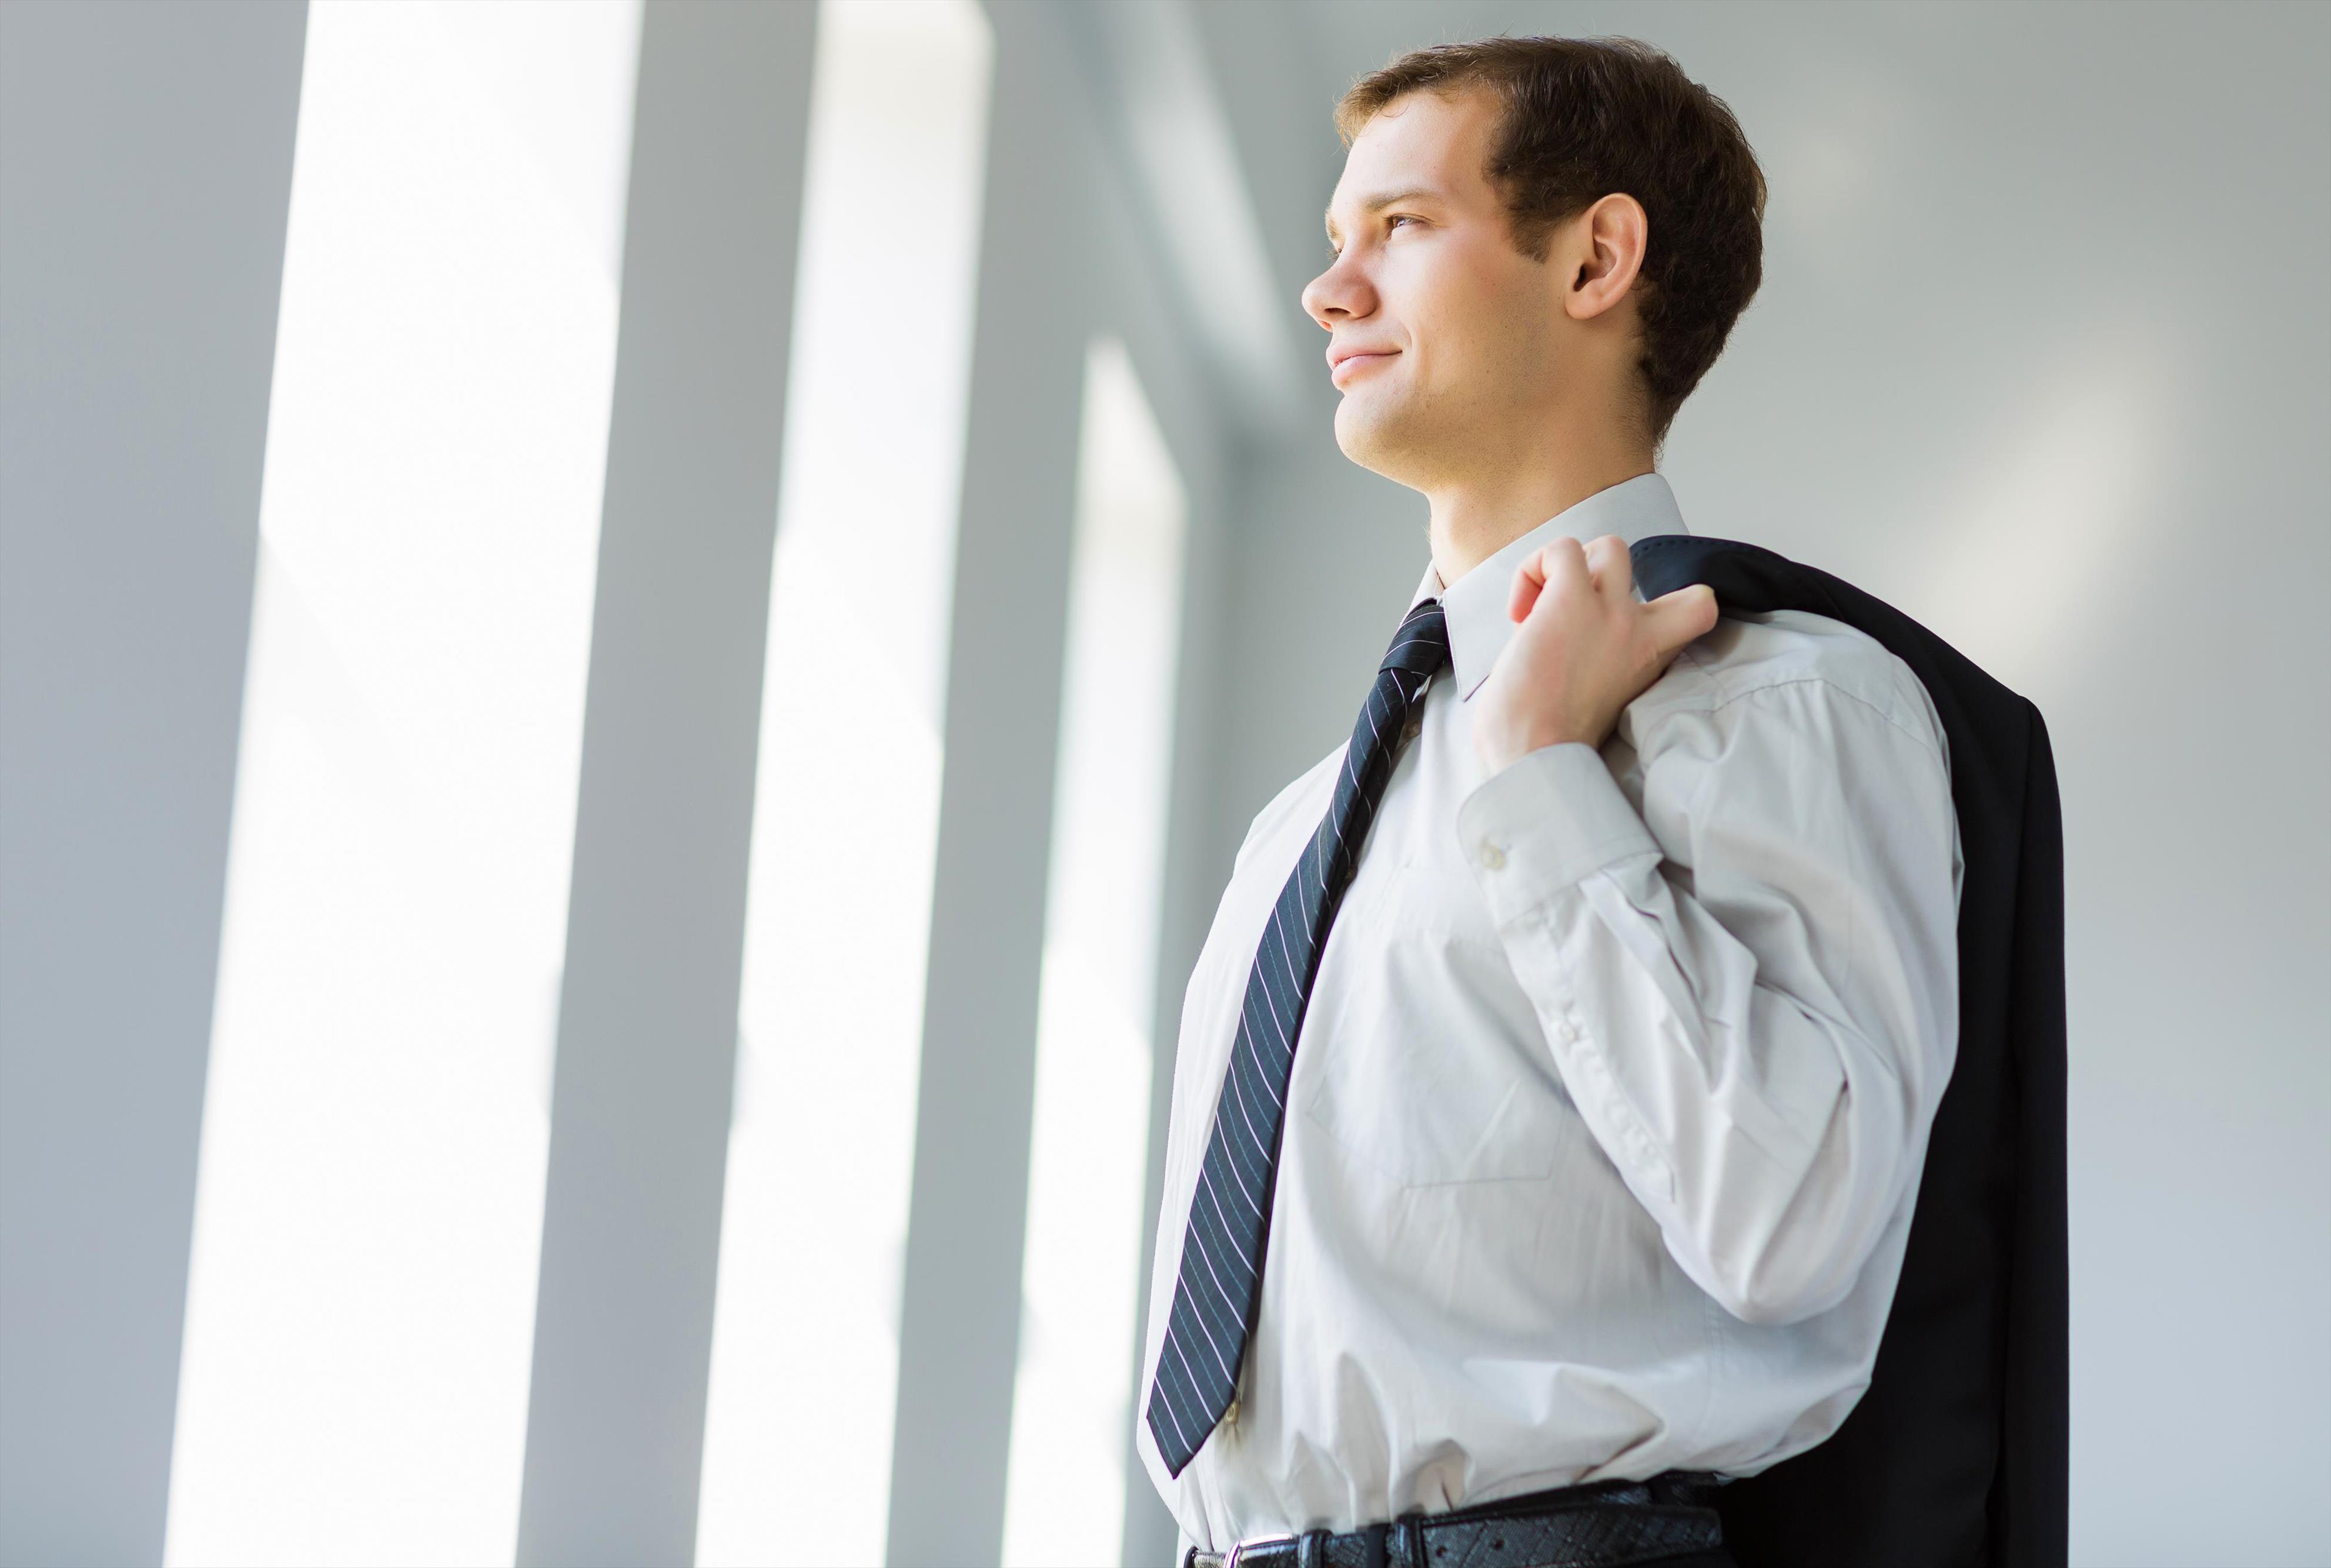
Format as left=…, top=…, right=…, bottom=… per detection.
left=1476, top=723, right=1594, bottom=778
left=1458, top=742, right=1659, bottom=917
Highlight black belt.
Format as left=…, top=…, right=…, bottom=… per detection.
left=1185, top=1473, right=1723, bottom=1568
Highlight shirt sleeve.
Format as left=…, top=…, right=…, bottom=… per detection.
left=1453, top=665, right=1960, bottom=1326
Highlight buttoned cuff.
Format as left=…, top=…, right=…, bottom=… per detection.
left=1457, top=743, right=1658, bottom=920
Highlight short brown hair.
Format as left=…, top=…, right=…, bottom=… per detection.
left=1337, top=37, right=1765, bottom=441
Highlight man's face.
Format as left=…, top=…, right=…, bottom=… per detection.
left=1304, top=89, right=1568, bottom=488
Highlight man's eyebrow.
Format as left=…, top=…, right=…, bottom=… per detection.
left=1324, top=186, right=1444, bottom=238
left=1359, top=185, right=1443, bottom=212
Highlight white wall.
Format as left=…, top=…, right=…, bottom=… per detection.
left=1194, top=5, right=2330, bottom=1563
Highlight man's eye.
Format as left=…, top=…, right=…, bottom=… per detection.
left=1386, top=214, right=1419, bottom=233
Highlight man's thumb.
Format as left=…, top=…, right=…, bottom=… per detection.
left=1647, top=584, right=1719, bottom=651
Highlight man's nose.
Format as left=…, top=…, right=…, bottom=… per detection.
left=1302, top=256, right=1368, bottom=330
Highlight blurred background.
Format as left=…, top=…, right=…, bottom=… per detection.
left=2, top=2, right=2324, bottom=1565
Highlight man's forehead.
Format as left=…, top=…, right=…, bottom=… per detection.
left=1326, top=91, right=1497, bottom=225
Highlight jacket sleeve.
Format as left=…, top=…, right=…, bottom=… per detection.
left=1454, top=666, right=1960, bottom=1325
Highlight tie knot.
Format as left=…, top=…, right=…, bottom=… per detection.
left=1380, top=599, right=1450, bottom=676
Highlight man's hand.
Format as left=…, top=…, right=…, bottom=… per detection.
left=1471, top=534, right=1719, bottom=776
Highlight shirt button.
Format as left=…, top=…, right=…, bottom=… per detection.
left=1478, top=841, right=1506, bottom=870
left=1556, top=1018, right=1581, bottom=1045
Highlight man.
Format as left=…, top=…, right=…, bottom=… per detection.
left=1134, top=38, right=1969, bottom=1567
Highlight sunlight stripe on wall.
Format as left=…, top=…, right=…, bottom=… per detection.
left=694, top=5, right=994, bottom=1563
left=166, top=6, right=640, bottom=1562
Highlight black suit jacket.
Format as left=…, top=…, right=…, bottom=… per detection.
left=1631, top=536, right=2068, bottom=1568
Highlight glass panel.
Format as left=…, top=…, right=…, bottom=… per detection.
left=165, top=4, right=641, bottom=1563
left=1002, top=339, right=1190, bottom=1567
left=693, top=4, right=992, bottom=1564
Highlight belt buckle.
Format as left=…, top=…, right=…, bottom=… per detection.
left=1223, top=1532, right=1296, bottom=1568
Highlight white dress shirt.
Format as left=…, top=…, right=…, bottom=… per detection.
left=1135, top=474, right=1963, bottom=1547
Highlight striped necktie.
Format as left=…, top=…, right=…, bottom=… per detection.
left=1146, top=597, right=1450, bottom=1477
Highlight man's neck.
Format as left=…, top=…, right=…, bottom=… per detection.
left=1425, top=440, right=1656, bottom=588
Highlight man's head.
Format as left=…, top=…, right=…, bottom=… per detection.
left=1305, top=37, right=1764, bottom=490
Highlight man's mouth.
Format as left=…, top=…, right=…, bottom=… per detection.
left=1328, top=346, right=1398, bottom=387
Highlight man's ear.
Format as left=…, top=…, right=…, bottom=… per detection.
left=1564, top=193, right=1648, bottom=322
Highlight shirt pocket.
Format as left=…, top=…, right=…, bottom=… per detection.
left=1298, top=872, right=1577, bottom=1188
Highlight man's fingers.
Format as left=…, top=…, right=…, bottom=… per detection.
left=1507, top=569, right=1544, bottom=623
left=1507, top=549, right=1547, bottom=622
left=1643, top=583, right=1719, bottom=654
left=1584, top=533, right=1634, bottom=601
left=1540, top=539, right=1592, bottom=608
left=1510, top=539, right=1588, bottom=622
left=1543, top=537, right=1590, bottom=587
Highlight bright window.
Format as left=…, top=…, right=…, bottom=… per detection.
left=693, top=4, right=993, bottom=1563
left=1002, top=339, right=1190, bottom=1567
left=166, top=3, right=640, bottom=1564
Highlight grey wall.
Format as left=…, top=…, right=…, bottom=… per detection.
left=1196, top=5, right=2331, bottom=1564
left=0, top=2, right=1244, bottom=1561
left=885, top=6, right=1245, bottom=1563
left=518, top=5, right=817, bottom=1562
left=0, top=4, right=306, bottom=1561
left=887, top=8, right=1095, bottom=1557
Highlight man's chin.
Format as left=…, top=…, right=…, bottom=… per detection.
left=1333, top=396, right=1430, bottom=487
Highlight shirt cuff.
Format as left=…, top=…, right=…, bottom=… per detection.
left=1457, top=742, right=1659, bottom=921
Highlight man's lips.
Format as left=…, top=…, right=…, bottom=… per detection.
left=1327, top=346, right=1398, bottom=387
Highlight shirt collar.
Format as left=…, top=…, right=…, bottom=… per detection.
left=1410, top=472, right=1691, bottom=701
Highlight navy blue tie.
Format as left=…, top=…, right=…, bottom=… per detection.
left=1146, top=598, right=1450, bottom=1476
